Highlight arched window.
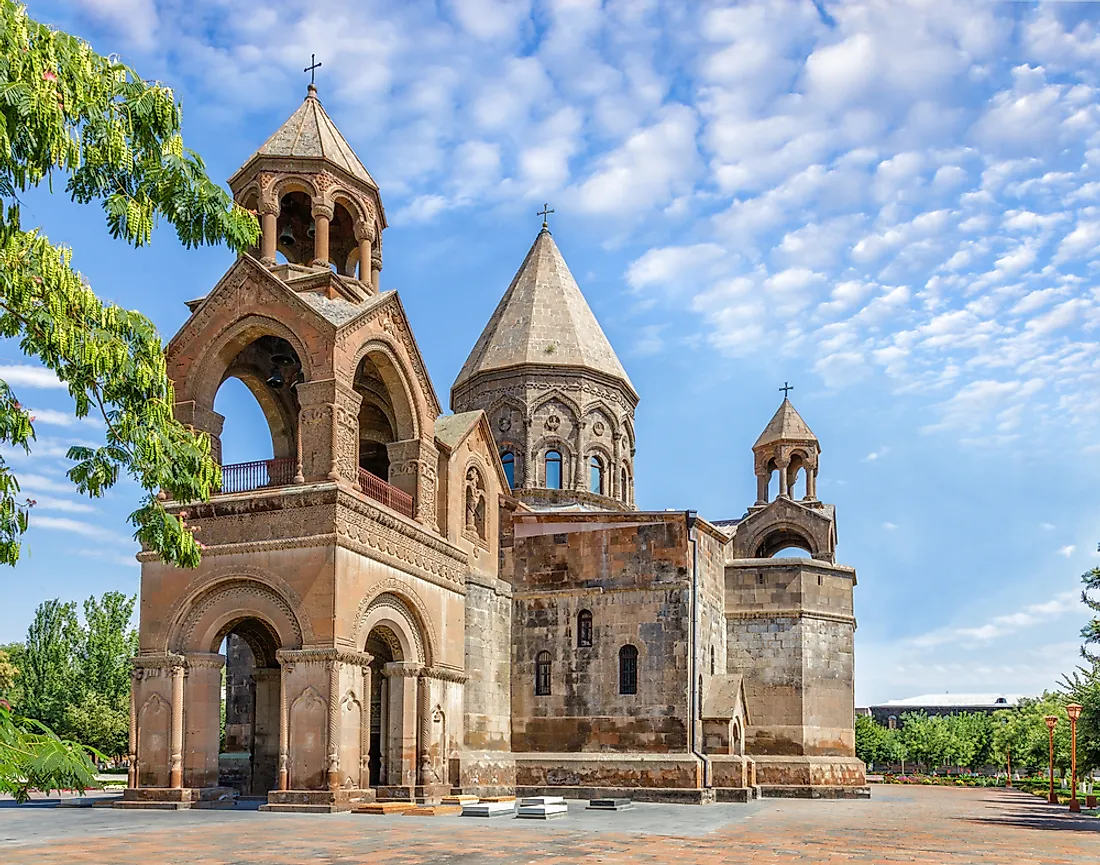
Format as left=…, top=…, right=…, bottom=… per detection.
left=619, top=645, right=638, bottom=695
left=577, top=610, right=593, bottom=647
left=710, top=645, right=715, bottom=675
left=501, top=451, right=515, bottom=489
left=620, top=467, right=628, bottom=501
left=589, top=455, right=604, bottom=494
left=545, top=450, right=562, bottom=489
left=535, top=651, right=552, bottom=696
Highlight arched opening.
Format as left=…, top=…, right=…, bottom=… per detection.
left=535, top=651, right=552, bottom=696
left=364, top=625, right=403, bottom=787
left=619, top=645, right=638, bottom=695
left=275, top=191, right=315, bottom=266
left=754, top=527, right=815, bottom=558
left=577, top=609, right=593, bottom=647
left=545, top=450, right=562, bottom=490
left=214, top=335, right=303, bottom=490
left=354, top=354, right=402, bottom=483
left=787, top=453, right=807, bottom=499
left=501, top=451, right=515, bottom=489
left=771, top=546, right=812, bottom=558
left=218, top=617, right=282, bottom=797
left=589, top=455, right=604, bottom=495
left=620, top=466, right=628, bottom=502
left=328, top=201, right=358, bottom=276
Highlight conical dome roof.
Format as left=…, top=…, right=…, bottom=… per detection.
left=454, top=228, right=636, bottom=397
left=754, top=398, right=817, bottom=449
left=231, top=85, right=377, bottom=189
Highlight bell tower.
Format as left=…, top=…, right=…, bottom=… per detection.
left=228, top=83, right=386, bottom=289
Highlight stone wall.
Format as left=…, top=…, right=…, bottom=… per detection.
left=508, top=513, right=693, bottom=755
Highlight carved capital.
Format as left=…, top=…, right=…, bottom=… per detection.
left=312, top=202, right=335, bottom=221
left=382, top=661, right=423, bottom=679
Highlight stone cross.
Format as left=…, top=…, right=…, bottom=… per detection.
left=538, top=203, right=554, bottom=228
left=780, top=381, right=794, bottom=398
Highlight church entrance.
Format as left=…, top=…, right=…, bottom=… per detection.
left=218, top=618, right=282, bottom=796
left=364, top=625, right=402, bottom=787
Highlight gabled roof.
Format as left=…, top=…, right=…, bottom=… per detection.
left=453, top=228, right=636, bottom=398
left=754, top=398, right=817, bottom=449
left=434, top=411, right=483, bottom=451
left=232, top=85, right=377, bottom=190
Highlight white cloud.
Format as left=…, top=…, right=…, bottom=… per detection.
left=27, top=408, right=100, bottom=429
left=71, top=0, right=158, bottom=48
left=0, top=365, right=64, bottom=390
left=882, top=521, right=898, bottom=531
left=1058, top=544, right=1076, bottom=558
left=31, top=515, right=132, bottom=545
left=27, top=496, right=95, bottom=514
left=911, top=590, right=1080, bottom=648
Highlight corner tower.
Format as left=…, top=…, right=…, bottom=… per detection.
left=722, top=397, right=866, bottom=798
left=452, top=223, right=638, bottom=510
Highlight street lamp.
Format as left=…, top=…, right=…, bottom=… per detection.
left=1067, top=703, right=1083, bottom=813
left=1044, top=715, right=1059, bottom=805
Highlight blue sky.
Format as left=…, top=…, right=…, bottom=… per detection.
left=6, top=0, right=1100, bottom=705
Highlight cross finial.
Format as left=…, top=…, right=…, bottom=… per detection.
left=304, top=54, right=322, bottom=87
left=780, top=381, right=794, bottom=399
left=537, top=202, right=554, bottom=229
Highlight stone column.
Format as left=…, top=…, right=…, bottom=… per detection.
left=295, top=379, right=362, bottom=484
left=371, top=257, right=381, bottom=293
left=523, top=413, right=535, bottom=489
left=354, top=221, right=373, bottom=284
left=183, top=653, right=225, bottom=790
left=807, top=466, right=817, bottom=501
left=173, top=401, right=225, bottom=466
left=127, top=667, right=139, bottom=789
left=260, top=208, right=278, bottom=265
left=169, top=663, right=185, bottom=789
left=386, top=438, right=439, bottom=530
left=251, top=668, right=281, bottom=795
left=359, top=664, right=372, bottom=789
left=311, top=203, right=332, bottom=268
left=327, top=659, right=340, bottom=791
left=776, top=458, right=790, bottom=499
left=417, top=672, right=432, bottom=786
left=755, top=472, right=769, bottom=505
left=278, top=661, right=290, bottom=791
left=383, top=662, right=422, bottom=788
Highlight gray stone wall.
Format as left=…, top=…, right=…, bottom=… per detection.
left=508, top=515, right=693, bottom=753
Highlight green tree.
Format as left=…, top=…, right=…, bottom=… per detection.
left=0, top=701, right=99, bottom=802
left=855, top=714, right=887, bottom=767
left=0, top=641, right=24, bottom=705
left=20, top=599, right=80, bottom=730
left=62, top=691, right=128, bottom=759
left=79, top=591, right=137, bottom=706
left=0, top=648, right=16, bottom=694
left=0, top=1, right=260, bottom=570
left=1081, top=565, right=1100, bottom=665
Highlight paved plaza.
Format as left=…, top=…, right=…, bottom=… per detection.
left=2, top=786, right=1097, bottom=864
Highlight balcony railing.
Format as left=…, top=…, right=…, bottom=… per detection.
left=358, top=468, right=414, bottom=518
left=218, top=458, right=296, bottom=494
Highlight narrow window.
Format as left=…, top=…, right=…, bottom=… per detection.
left=501, top=451, right=515, bottom=489
left=710, top=645, right=715, bottom=675
left=589, top=455, right=604, bottom=494
left=535, top=651, right=552, bottom=696
left=619, top=645, right=638, bottom=695
left=577, top=610, right=593, bottom=647
left=620, top=467, right=627, bottom=500
left=545, top=450, right=562, bottom=489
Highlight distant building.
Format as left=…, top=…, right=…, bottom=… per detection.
left=867, top=694, right=1028, bottom=728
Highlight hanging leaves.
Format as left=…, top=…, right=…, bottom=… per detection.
left=0, top=2, right=259, bottom=568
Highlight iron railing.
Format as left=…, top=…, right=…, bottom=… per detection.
left=358, top=468, right=414, bottom=518
left=218, top=458, right=296, bottom=494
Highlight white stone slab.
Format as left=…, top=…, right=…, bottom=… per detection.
left=517, top=802, right=569, bottom=819
left=520, top=796, right=565, bottom=806
left=462, top=800, right=517, bottom=817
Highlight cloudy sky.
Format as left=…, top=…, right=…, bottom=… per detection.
left=7, top=0, right=1100, bottom=704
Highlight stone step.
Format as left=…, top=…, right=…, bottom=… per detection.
left=404, top=804, right=463, bottom=817
left=441, top=795, right=479, bottom=805
left=353, top=801, right=417, bottom=815
left=587, top=798, right=632, bottom=811
left=461, top=801, right=517, bottom=817
left=517, top=802, right=569, bottom=819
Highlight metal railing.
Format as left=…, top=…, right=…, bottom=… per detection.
left=218, top=458, right=296, bottom=494
left=358, top=468, right=414, bottom=518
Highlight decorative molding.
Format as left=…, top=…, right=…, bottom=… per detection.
left=382, top=661, right=423, bottom=678
left=421, top=665, right=469, bottom=684
left=276, top=648, right=375, bottom=667
left=725, top=609, right=856, bottom=626
left=139, top=533, right=338, bottom=561
left=353, top=583, right=438, bottom=667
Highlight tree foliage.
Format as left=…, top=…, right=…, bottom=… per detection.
left=1082, top=565, right=1100, bottom=666
left=13, top=592, right=137, bottom=757
left=0, top=700, right=100, bottom=803
left=0, top=1, right=260, bottom=568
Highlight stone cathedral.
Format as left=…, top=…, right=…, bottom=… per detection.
left=122, top=86, right=867, bottom=811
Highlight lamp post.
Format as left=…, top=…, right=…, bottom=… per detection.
left=1044, top=715, right=1059, bottom=804
left=1067, top=703, right=1082, bottom=813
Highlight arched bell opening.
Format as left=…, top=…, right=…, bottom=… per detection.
left=328, top=201, right=358, bottom=276
left=216, top=616, right=283, bottom=797
left=214, top=335, right=303, bottom=490
left=275, top=191, right=315, bottom=265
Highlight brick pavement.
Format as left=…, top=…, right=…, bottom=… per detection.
left=2, top=786, right=1097, bottom=865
